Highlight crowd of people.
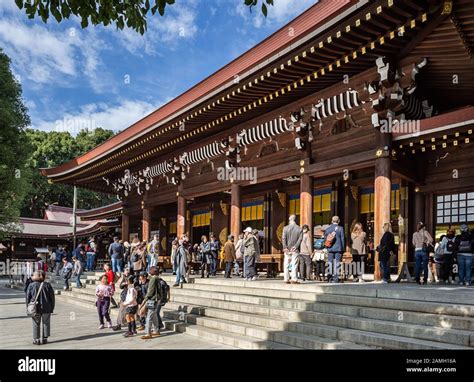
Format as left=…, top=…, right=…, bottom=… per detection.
left=22, top=215, right=474, bottom=345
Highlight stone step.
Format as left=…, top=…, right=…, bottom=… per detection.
left=178, top=281, right=474, bottom=317
left=168, top=287, right=474, bottom=331
left=166, top=293, right=473, bottom=348
left=164, top=310, right=366, bottom=350
left=176, top=322, right=297, bottom=350
left=163, top=300, right=470, bottom=350
left=190, top=277, right=474, bottom=305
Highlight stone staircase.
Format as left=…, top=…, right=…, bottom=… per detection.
left=47, top=272, right=474, bottom=350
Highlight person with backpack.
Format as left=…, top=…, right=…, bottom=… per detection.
left=173, top=239, right=188, bottom=287
left=377, top=223, right=396, bottom=283
left=122, top=275, right=138, bottom=337
left=324, top=216, right=345, bottom=283
left=95, top=275, right=113, bottom=329
left=72, top=256, right=83, bottom=288
left=26, top=270, right=55, bottom=345
left=312, top=228, right=328, bottom=281
left=61, top=257, right=73, bottom=291
left=157, top=270, right=170, bottom=331
left=139, top=266, right=162, bottom=339
left=455, top=223, right=474, bottom=286
left=412, top=222, right=434, bottom=285
left=434, top=229, right=456, bottom=284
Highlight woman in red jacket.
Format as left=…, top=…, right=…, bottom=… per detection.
left=103, top=263, right=118, bottom=308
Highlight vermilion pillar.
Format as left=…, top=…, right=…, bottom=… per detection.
left=300, top=174, right=313, bottom=230
left=373, top=131, right=392, bottom=281
left=230, top=183, right=241, bottom=239
left=177, top=195, right=186, bottom=239
left=142, top=207, right=151, bottom=242
left=121, top=213, right=130, bottom=242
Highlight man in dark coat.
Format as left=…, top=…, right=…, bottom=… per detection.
left=324, top=216, right=345, bottom=283
left=25, top=270, right=55, bottom=345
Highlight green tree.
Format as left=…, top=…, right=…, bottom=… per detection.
left=21, top=128, right=117, bottom=218
left=0, top=49, right=32, bottom=240
left=15, top=0, right=274, bottom=34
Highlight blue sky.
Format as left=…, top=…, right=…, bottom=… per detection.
left=0, top=0, right=316, bottom=135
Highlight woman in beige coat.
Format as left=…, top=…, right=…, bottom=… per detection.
left=351, top=222, right=367, bottom=283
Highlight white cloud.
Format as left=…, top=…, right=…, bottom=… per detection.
left=31, top=99, right=158, bottom=135
left=115, top=4, right=199, bottom=56
left=235, top=0, right=317, bottom=28
left=0, top=9, right=113, bottom=93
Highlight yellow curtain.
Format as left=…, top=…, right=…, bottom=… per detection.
left=169, top=221, right=177, bottom=234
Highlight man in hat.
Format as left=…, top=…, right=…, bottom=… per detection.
left=243, top=227, right=259, bottom=281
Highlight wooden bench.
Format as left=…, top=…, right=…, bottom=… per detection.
left=256, top=260, right=278, bottom=278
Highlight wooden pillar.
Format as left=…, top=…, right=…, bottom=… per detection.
left=425, top=193, right=434, bottom=235
left=121, top=213, right=130, bottom=242
left=177, top=195, right=186, bottom=239
left=373, top=131, right=392, bottom=281
left=263, top=193, right=271, bottom=254
left=230, top=183, right=241, bottom=240
left=271, top=192, right=287, bottom=254
left=398, top=180, right=409, bottom=272
left=300, top=174, right=313, bottom=230
left=142, top=207, right=151, bottom=242
left=414, top=192, right=425, bottom=228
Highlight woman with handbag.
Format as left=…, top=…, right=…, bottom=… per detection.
left=25, top=270, right=55, bottom=345
left=412, top=222, right=434, bottom=285
left=351, top=222, right=367, bottom=283
left=377, top=223, right=396, bottom=284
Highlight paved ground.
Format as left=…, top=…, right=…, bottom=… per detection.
left=0, top=280, right=234, bottom=350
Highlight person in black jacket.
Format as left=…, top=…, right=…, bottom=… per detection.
left=25, top=270, right=55, bottom=345
left=377, top=223, right=396, bottom=284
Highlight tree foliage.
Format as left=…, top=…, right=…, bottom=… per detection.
left=0, top=49, right=32, bottom=240
left=15, top=0, right=274, bottom=34
left=21, top=128, right=117, bottom=218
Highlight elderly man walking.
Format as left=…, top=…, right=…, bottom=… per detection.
left=282, top=215, right=303, bottom=284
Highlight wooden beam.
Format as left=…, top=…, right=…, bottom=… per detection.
left=397, top=5, right=448, bottom=60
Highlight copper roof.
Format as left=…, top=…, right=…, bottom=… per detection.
left=42, top=0, right=359, bottom=179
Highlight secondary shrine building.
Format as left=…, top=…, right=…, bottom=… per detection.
left=42, top=0, right=474, bottom=277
